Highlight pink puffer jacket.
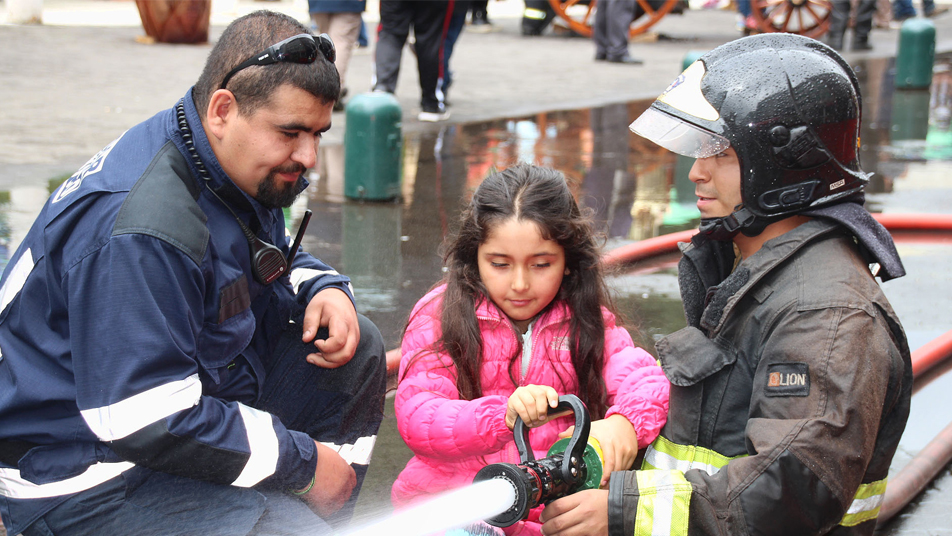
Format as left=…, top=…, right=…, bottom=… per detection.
left=392, top=286, right=670, bottom=535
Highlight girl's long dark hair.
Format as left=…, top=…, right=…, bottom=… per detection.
left=430, top=163, right=615, bottom=418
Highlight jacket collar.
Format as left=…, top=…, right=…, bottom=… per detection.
left=687, top=218, right=843, bottom=334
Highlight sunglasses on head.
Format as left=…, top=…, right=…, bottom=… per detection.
left=220, top=33, right=336, bottom=91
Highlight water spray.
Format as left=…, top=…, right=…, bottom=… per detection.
left=472, top=394, right=604, bottom=527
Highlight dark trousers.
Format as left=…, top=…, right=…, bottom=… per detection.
left=593, top=0, right=637, bottom=60
left=374, top=0, right=451, bottom=110
left=22, top=314, right=387, bottom=536
left=829, top=0, right=877, bottom=48
left=442, top=0, right=469, bottom=97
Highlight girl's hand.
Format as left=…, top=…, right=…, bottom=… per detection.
left=559, top=414, right=638, bottom=487
left=506, top=385, right=560, bottom=429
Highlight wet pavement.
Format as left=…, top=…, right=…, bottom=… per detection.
left=4, top=0, right=952, bottom=533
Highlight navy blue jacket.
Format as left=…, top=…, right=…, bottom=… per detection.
left=0, top=90, right=353, bottom=535
left=308, top=0, right=366, bottom=13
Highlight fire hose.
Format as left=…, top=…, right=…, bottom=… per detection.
left=472, top=395, right=604, bottom=527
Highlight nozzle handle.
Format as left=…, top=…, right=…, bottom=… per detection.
left=513, top=394, right=591, bottom=487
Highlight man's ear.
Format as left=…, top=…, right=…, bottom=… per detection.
left=206, top=89, right=237, bottom=141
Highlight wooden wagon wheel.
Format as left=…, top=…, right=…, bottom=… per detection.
left=548, top=0, right=682, bottom=39
left=750, top=0, right=833, bottom=39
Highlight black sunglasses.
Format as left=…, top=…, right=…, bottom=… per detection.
left=220, top=33, right=336, bottom=90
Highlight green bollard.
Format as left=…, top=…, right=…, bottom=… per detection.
left=682, top=50, right=707, bottom=71
left=895, top=18, right=936, bottom=89
left=344, top=92, right=403, bottom=201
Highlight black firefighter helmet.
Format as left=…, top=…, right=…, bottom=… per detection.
left=631, top=33, right=870, bottom=240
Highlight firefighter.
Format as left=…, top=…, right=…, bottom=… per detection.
left=540, top=33, right=912, bottom=536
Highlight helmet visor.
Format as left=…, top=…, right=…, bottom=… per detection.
left=629, top=107, right=731, bottom=158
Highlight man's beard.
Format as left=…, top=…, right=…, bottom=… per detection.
left=255, top=165, right=306, bottom=209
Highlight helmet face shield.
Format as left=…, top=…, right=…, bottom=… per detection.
left=629, top=107, right=731, bottom=159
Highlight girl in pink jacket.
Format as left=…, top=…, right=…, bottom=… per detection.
left=393, top=164, right=670, bottom=535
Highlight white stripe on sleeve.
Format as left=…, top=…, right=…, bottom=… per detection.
left=0, top=462, right=134, bottom=500
left=289, top=267, right=340, bottom=294
left=231, top=403, right=280, bottom=487
left=320, top=435, right=377, bottom=466
left=80, top=374, right=202, bottom=441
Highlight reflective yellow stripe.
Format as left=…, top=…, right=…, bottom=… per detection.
left=642, top=435, right=746, bottom=475
left=634, top=470, right=692, bottom=536
left=523, top=8, right=546, bottom=19
left=840, top=478, right=887, bottom=527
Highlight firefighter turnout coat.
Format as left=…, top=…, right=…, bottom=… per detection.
left=607, top=218, right=912, bottom=535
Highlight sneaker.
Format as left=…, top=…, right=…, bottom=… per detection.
left=607, top=55, right=644, bottom=64
left=891, top=13, right=915, bottom=27
left=418, top=107, right=450, bottom=122
left=469, top=10, right=494, bottom=32
left=927, top=5, right=950, bottom=17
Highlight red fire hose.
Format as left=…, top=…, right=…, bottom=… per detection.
left=878, top=327, right=952, bottom=525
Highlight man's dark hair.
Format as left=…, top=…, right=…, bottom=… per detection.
left=193, top=10, right=340, bottom=118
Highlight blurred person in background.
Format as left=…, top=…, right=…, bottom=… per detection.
left=373, top=0, right=453, bottom=121
left=309, top=0, right=367, bottom=111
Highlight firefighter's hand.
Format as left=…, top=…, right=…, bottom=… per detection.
left=539, top=489, right=609, bottom=536
left=506, top=385, right=559, bottom=429
left=559, top=414, right=638, bottom=486
left=299, top=441, right=356, bottom=518
left=302, top=288, right=359, bottom=368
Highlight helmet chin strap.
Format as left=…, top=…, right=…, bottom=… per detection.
left=695, top=205, right=772, bottom=244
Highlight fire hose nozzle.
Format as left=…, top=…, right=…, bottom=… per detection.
left=472, top=395, right=603, bottom=528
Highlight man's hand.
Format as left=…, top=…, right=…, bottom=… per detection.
left=302, top=288, right=359, bottom=368
left=300, top=441, right=357, bottom=518
left=560, top=414, right=638, bottom=486
left=539, top=489, right=609, bottom=536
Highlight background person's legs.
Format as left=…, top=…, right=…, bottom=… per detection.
left=593, top=0, right=610, bottom=60
left=602, top=0, right=639, bottom=62
left=892, top=0, right=917, bottom=20
left=373, top=0, right=413, bottom=93
left=256, top=313, right=387, bottom=529
left=828, top=0, right=850, bottom=49
left=311, top=12, right=362, bottom=91
left=470, top=0, right=490, bottom=26
left=853, top=0, right=878, bottom=49
left=442, top=0, right=470, bottom=103
left=410, top=0, right=452, bottom=113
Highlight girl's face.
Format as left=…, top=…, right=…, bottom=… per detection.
left=477, top=218, right=566, bottom=334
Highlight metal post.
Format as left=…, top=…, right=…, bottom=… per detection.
left=895, top=18, right=936, bottom=89
left=344, top=92, right=403, bottom=201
